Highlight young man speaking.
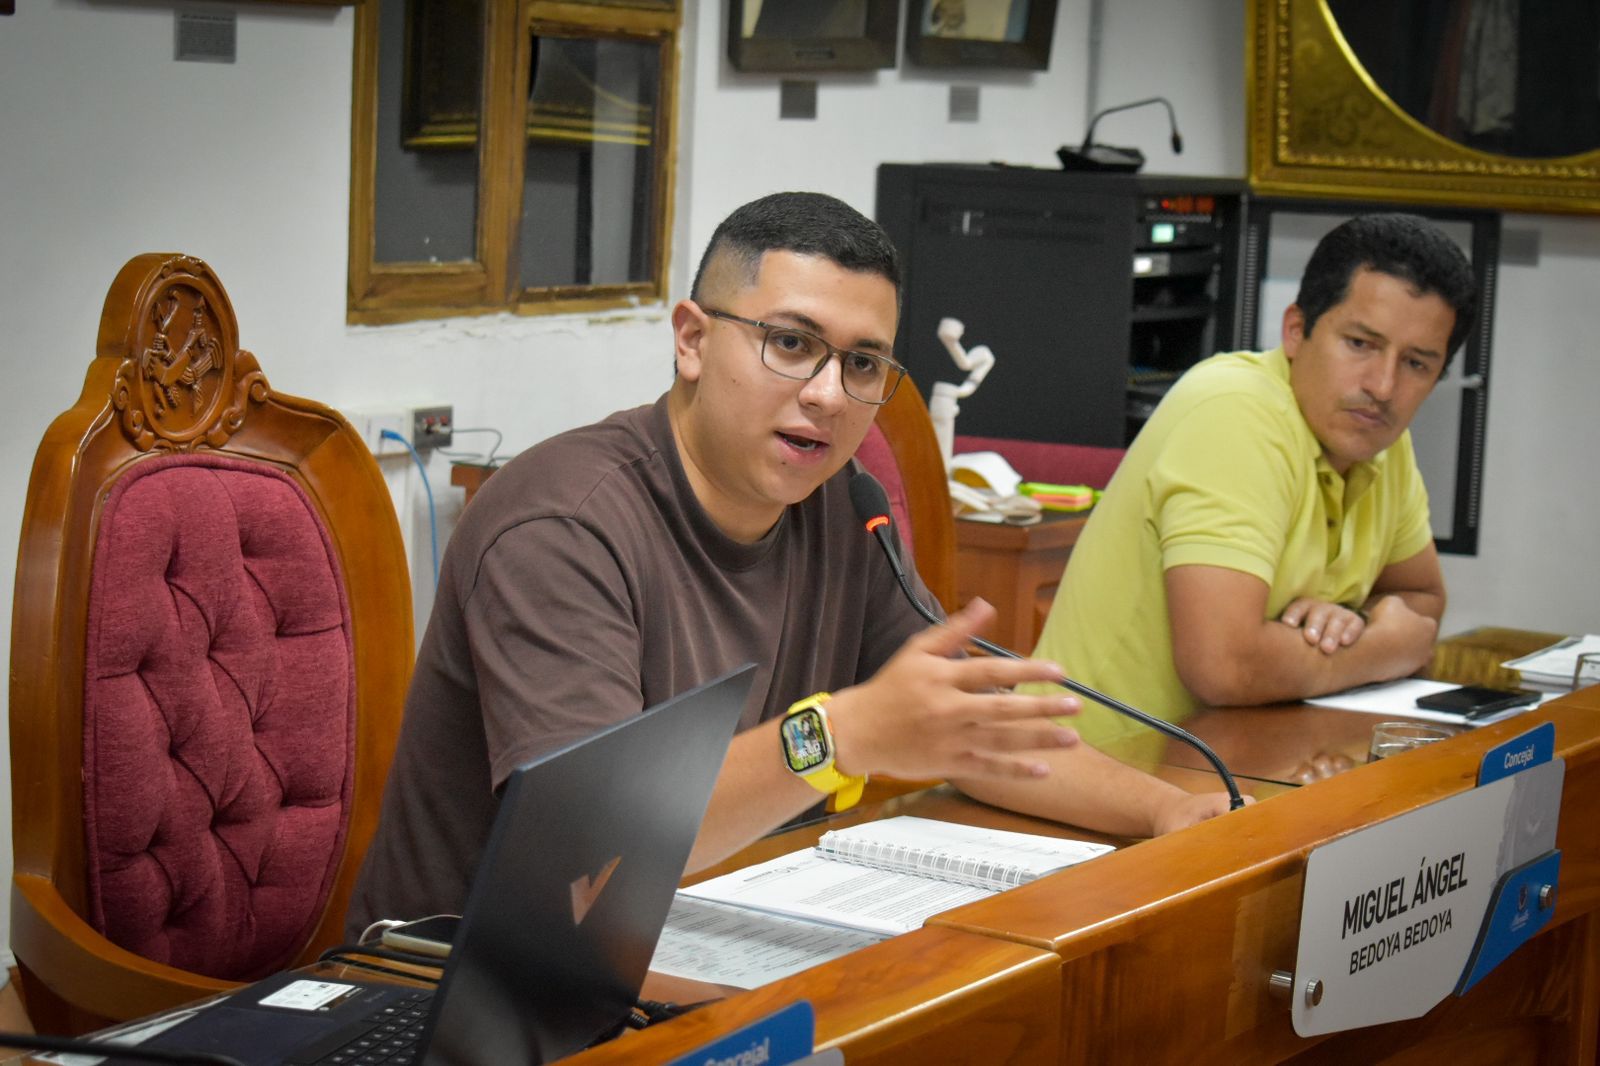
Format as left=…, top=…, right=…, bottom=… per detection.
left=348, top=192, right=1238, bottom=933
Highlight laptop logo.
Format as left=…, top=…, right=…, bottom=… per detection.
left=570, top=856, right=622, bottom=924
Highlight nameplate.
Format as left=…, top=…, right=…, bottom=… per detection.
left=1291, top=745, right=1564, bottom=1036
left=1478, top=720, right=1554, bottom=785
left=1456, top=848, right=1561, bottom=994
left=667, top=1001, right=818, bottom=1066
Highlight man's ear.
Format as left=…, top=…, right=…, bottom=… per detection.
left=1281, top=304, right=1307, bottom=360
left=671, top=299, right=709, bottom=382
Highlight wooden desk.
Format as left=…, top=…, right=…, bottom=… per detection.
left=1110, top=626, right=1573, bottom=784
left=567, top=925, right=1062, bottom=1065
left=583, top=628, right=1600, bottom=1064
left=953, top=512, right=1089, bottom=651
left=929, top=687, right=1600, bottom=1063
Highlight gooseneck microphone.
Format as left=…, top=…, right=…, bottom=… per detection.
left=849, top=472, right=1245, bottom=811
left=1057, top=96, right=1184, bottom=173
left=1081, top=96, right=1184, bottom=156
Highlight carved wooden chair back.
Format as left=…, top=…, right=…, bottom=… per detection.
left=9, top=254, right=413, bottom=1033
left=854, top=377, right=957, bottom=612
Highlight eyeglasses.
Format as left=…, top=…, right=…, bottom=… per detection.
left=703, top=309, right=906, bottom=406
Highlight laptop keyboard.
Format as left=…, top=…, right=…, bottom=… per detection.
left=287, top=989, right=434, bottom=1065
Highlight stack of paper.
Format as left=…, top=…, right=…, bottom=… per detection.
left=1502, top=635, right=1600, bottom=693
left=651, top=817, right=1112, bottom=989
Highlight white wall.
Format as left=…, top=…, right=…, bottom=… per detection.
left=1438, top=213, right=1600, bottom=635
left=683, top=1, right=1095, bottom=267
left=1091, top=0, right=1246, bottom=179
left=1, top=0, right=1595, bottom=969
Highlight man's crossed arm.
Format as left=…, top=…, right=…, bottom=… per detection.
left=1165, top=541, right=1445, bottom=708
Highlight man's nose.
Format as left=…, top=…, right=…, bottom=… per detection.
left=1364, top=353, right=1398, bottom=402
left=798, top=354, right=849, bottom=409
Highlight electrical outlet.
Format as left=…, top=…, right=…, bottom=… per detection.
left=347, top=408, right=410, bottom=457
left=412, top=405, right=453, bottom=450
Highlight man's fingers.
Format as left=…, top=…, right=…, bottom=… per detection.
left=947, top=654, right=1068, bottom=692
left=1320, top=609, right=1364, bottom=652
left=918, top=597, right=997, bottom=652
left=954, top=690, right=1079, bottom=722
left=1282, top=599, right=1367, bottom=653
left=958, top=720, right=1080, bottom=753
left=1301, top=602, right=1335, bottom=643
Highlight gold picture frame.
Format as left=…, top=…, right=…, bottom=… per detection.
left=1247, top=0, right=1600, bottom=213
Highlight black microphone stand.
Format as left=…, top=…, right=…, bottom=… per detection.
left=1058, top=96, right=1184, bottom=173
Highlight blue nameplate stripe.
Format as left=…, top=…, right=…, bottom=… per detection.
left=1478, top=720, right=1554, bottom=785
left=1456, top=849, right=1561, bottom=995
left=668, top=1001, right=816, bottom=1066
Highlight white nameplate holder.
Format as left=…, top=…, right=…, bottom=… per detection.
left=1287, top=722, right=1562, bottom=1036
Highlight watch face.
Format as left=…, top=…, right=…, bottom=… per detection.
left=781, top=707, right=830, bottom=773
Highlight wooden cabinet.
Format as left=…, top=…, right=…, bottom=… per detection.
left=954, top=512, right=1088, bottom=652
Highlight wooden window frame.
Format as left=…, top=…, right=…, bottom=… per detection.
left=348, top=0, right=679, bottom=326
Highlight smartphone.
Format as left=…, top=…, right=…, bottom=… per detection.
left=1415, top=685, right=1540, bottom=719
left=378, top=915, right=461, bottom=958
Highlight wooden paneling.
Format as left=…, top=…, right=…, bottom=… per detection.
left=565, top=926, right=1061, bottom=1065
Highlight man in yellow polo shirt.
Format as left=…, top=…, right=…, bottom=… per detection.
left=1011, top=214, right=1473, bottom=763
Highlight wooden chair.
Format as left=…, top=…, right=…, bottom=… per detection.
left=9, top=254, right=414, bottom=1034
left=855, top=377, right=957, bottom=612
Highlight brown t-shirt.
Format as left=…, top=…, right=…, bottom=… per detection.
left=346, top=396, right=929, bottom=934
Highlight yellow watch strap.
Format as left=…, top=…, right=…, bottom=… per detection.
left=783, top=693, right=866, bottom=811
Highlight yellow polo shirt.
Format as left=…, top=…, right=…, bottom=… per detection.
left=1032, top=347, right=1434, bottom=746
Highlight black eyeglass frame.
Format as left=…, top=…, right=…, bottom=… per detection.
left=702, top=308, right=907, bottom=406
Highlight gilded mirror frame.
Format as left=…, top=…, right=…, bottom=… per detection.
left=1247, top=0, right=1600, bottom=213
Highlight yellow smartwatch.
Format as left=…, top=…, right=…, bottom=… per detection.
left=780, top=692, right=866, bottom=812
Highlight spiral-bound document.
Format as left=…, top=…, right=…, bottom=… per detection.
left=676, top=816, right=1112, bottom=938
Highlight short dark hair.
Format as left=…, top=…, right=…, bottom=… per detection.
left=1295, top=213, right=1477, bottom=364
left=689, top=191, right=902, bottom=303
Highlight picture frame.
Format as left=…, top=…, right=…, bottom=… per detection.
left=1247, top=0, right=1600, bottom=214
left=726, top=0, right=899, bottom=74
left=905, top=0, right=1058, bottom=70
left=400, top=4, right=662, bottom=150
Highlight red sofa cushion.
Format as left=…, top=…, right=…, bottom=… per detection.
left=82, top=454, right=355, bottom=980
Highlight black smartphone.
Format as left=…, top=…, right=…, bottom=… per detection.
left=378, top=914, right=461, bottom=958
left=1415, top=685, right=1540, bottom=719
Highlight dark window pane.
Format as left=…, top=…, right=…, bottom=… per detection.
left=374, top=0, right=482, bottom=265
left=520, top=35, right=659, bottom=290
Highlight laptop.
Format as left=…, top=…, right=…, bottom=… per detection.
left=129, top=665, right=757, bottom=1066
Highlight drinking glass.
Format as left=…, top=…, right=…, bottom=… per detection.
left=1367, top=721, right=1457, bottom=763
left=1573, top=652, right=1600, bottom=693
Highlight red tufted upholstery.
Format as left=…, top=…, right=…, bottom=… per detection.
left=81, top=454, right=354, bottom=981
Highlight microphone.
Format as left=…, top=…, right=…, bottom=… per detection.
left=1057, top=96, right=1184, bottom=173
left=849, top=471, right=1244, bottom=810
